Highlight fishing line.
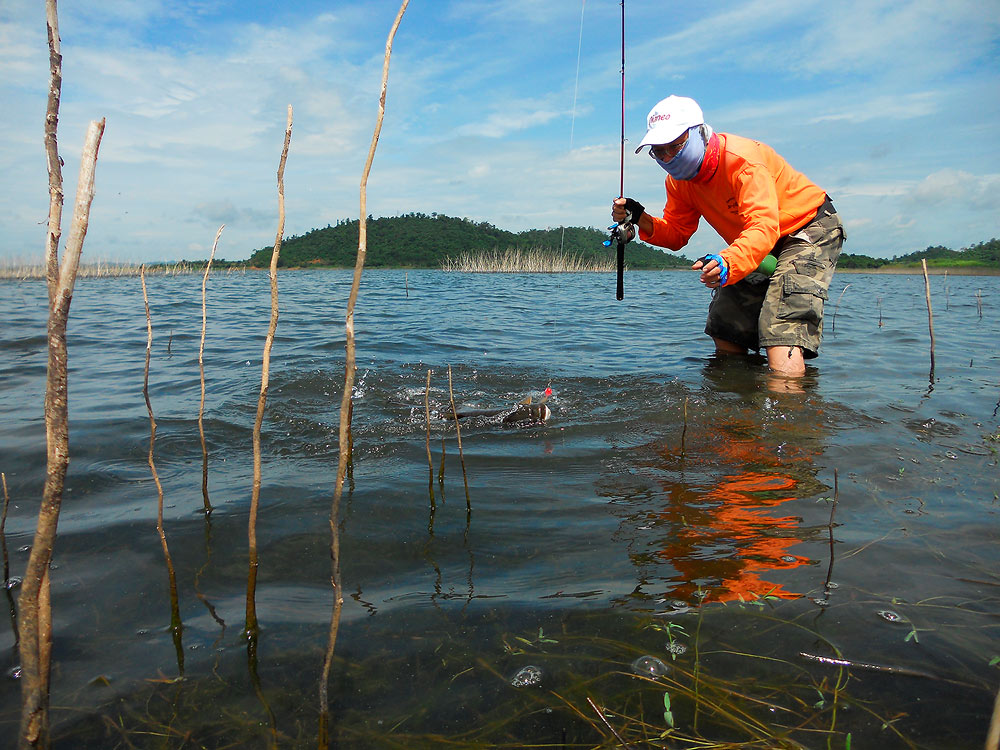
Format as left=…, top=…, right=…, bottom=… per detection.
left=559, top=0, right=587, bottom=257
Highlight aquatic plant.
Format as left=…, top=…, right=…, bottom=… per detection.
left=440, top=248, right=620, bottom=273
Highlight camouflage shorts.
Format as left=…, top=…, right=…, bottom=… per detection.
left=704, top=199, right=845, bottom=359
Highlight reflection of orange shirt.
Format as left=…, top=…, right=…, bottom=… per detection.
left=649, top=417, right=823, bottom=603
left=638, top=133, right=827, bottom=285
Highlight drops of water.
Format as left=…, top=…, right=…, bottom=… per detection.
left=510, top=665, right=543, bottom=688
left=877, top=609, right=903, bottom=623
left=631, top=655, right=669, bottom=677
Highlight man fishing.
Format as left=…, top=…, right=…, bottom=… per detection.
left=612, top=95, right=844, bottom=377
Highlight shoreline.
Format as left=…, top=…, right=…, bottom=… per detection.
left=2, top=265, right=998, bottom=280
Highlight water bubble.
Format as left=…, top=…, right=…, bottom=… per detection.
left=631, top=655, right=669, bottom=677
left=4, top=577, right=22, bottom=590
left=810, top=597, right=830, bottom=607
left=827, top=582, right=840, bottom=590
left=510, top=665, right=543, bottom=688
left=877, top=609, right=903, bottom=623
left=136, top=629, right=150, bottom=637
left=666, top=642, right=688, bottom=656
left=780, top=555, right=797, bottom=563
left=7, top=666, right=22, bottom=680
left=18, top=546, right=30, bottom=554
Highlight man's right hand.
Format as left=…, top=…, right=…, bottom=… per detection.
left=612, top=197, right=645, bottom=224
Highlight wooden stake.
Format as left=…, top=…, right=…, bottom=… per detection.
left=199, top=225, right=223, bottom=514
left=921, top=259, right=936, bottom=379
left=246, top=106, right=292, bottom=640
left=1, top=473, right=10, bottom=585
left=18, top=110, right=104, bottom=750
left=831, top=284, right=851, bottom=333
left=1, top=472, right=16, bottom=648
left=424, top=369, right=436, bottom=506
left=448, top=365, right=471, bottom=511
left=320, top=3, right=410, bottom=742
left=141, top=268, right=184, bottom=676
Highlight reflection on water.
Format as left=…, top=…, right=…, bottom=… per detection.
left=614, top=359, right=833, bottom=607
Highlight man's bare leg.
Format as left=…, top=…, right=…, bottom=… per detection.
left=712, top=337, right=747, bottom=355
left=766, top=345, right=805, bottom=377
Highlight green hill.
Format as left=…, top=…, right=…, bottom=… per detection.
left=838, top=238, right=1000, bottom=269
left=247, top=213, right=693, bottom=269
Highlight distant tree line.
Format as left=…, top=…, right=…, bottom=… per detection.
left=246, top=213, right=693, bottom=269
left=243, top=213, right=998, bottom=272
left=838, top=238, right=999, bottom=269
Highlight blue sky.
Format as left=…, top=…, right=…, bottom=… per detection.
left=2, top=0, right=998, bottom=264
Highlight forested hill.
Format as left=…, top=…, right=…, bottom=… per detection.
left=247, top=213, right=693, bottom=269
left=838, top=238, right=1000, bottom=269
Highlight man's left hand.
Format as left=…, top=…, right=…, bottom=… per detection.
left=692, top=253, right=729, bottom=288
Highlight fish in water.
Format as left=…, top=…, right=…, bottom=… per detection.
left=443, top=396, right=550, bottom=425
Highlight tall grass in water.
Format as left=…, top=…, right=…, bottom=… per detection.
left=442, top=247, right=620, bottom=273
left=0, top=261, right=248, bottom=280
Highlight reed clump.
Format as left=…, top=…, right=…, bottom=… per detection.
left=442, top=247, right=619, bottom=273
left=0, top=261, right=248, bottom=280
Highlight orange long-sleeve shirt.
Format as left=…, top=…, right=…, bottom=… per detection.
left=638, top=133, right=827, bottom=285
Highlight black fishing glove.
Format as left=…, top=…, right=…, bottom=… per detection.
left=621, top=197, right=645, bottom=224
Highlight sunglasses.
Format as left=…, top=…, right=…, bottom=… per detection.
left=649, top=131, right=689, bottom=161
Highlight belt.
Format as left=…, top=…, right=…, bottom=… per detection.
left=813, top=194, right=836, bottom=221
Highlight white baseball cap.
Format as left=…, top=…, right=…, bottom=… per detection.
left=635, top=95, right=704, bottom=153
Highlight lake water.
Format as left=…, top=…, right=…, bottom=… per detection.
left=0, top=269, right=997, bottom=748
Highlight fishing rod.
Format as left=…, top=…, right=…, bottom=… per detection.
left=603, top=0, right=628, bottom=300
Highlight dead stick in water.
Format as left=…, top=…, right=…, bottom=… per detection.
left=320, top=4, right=410, bottom=741
left=986, top=686, right=1000, bottom=750
left=977, top=289, right=983, bottom=319
left=19, top=110, right=105, bottom=749
left=246, top=106, right=292, bottom=639
left=1, top=472, right=15, bottom=647
left=141, top=268, right=185, bottom=677
left=680, top=396, right=688, bottom=456
left=424, top=369, right=436, bottom=506
left=447, top=365, right=471, bottom=511
left=198, top=225, right=223, bottom=514
left=1, top=473, right=10, bottom=585
left=921, top=259, right=936, bottom=378
left=585, top=696, right=636, bottom=750
left=831, top=284, right=851, bottom=333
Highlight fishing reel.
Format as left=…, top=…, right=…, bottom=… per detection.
left=603, top=197, right=644, bottom=247
left=603, top=221, right=633, bottom=247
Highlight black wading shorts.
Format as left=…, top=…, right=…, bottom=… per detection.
left=704, top=197, right=845, bottom=359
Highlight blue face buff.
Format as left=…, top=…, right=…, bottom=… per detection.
left=654, top=126, right=706, bottom=181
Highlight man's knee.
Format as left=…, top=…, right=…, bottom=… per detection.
left=766, top=345, right=806, bottom=376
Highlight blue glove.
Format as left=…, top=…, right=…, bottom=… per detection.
left=697, top=253, right=729, bottom=286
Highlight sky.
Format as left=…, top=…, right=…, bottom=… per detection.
left=1, top=0, right=998, bottom=264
